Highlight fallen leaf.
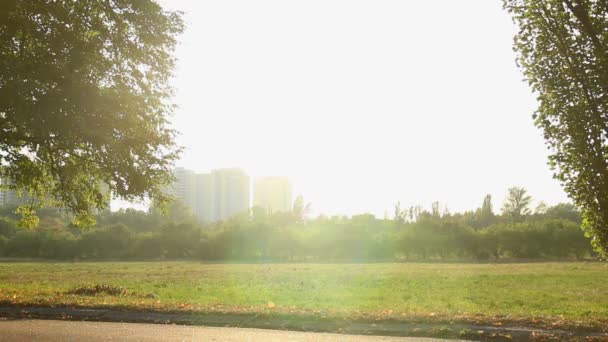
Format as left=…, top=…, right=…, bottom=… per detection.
left=267, top=301, right=276, bottom=309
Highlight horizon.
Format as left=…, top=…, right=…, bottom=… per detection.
left=114, top=164, right=571, bottom=218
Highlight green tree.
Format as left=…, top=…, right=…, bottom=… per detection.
left=504, top=0, right=608, bottom=255
left=481, top=194, right=493, bottom=216
left=535, top=201, right=548, bottom=215
left=0, top=0, right=184, bottom=227
left=545, top=203, right=582, bottom=224
left=393, top=201, right=406, bottom=224
left=476, top=194, right=495, bottom=227
left=292, top=195, right=311, bottom=222
left=431, top=201, right=441, bottom=218
left=502, top=187, right=532, bottom=222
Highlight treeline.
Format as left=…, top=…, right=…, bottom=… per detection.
left=0, top=191, right=596, bottom=261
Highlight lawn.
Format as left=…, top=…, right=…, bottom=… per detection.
left=0, top=262, right=606, bottom=328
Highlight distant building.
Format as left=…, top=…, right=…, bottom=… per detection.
left=170, top=167, right=197, bottom=213
left=211, top=168, right=250, bottom=221
left=169, top=167, right=251, bottom=222
left=0, top=177, right=109, bottom=210
left=253, top=177, right=292, bottom=213
left=0, top=177, right=25, bottom=206
left=195, top=173, right=214, bottom=222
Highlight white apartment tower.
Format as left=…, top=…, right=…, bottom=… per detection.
left=211, top=168, right=250, bottom=221
left=170, top=167, right=250, bottom=222
left=170, top=167, right=197, bottom=212
left=253, top=177, right=292, bottom=213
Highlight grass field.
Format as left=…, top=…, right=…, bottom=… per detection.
left=0, top=262, right=607, bottom=329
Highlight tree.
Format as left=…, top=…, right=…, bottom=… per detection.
left=480, top=194, right=493, bottom=217
left=481, top=194, right=494, bottom=218
left=393, top=201, right=406, bottom=224
left=535, top=201, right=548, bottom=215
left=0, top=0, right=184, bottom=227
left=503, top=0, right=608, bottom=255
left=292, top=195, right=311, bottom=222
left=502, top=187, right=532, bottom=222
left=545, top=203, right=582, bottom=224
left=431, top=201, right=441, bottom=218
left=474, top=194, right=495, bottom=228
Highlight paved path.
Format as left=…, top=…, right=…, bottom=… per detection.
left=0, top=319, right=463, bottom=341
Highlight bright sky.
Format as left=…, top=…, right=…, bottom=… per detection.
left=154, top=0, right=569, bottom=217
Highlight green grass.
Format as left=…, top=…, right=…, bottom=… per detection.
left=0, top=262, right=606, bottom=327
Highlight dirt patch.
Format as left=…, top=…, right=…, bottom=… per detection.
left=66, top=285, right=128, bottom=297
left=65, top=284, right=160, bottom=300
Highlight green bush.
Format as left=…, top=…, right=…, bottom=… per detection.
left=0, top=235, right=8, bottom=256
left=0, top=203, right=594, bottom=261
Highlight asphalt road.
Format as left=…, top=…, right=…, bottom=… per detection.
left=0, top=319, right=464, bottom=341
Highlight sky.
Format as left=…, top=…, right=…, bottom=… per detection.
left=146, top=0, right=570, bottom=217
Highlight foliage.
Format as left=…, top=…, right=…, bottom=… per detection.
left=545, top=202, right=582, bottom=223
left=0, top=216, right=17, bottom=237
left=501, top=187, right=532, bottom=222
left=0, top=200, right=594, bottom=261
left=504, top=0, right=608, bottom=256
left=476, top=194, right=494, bottom=227
left=292, top=195, right=311, bottom=222
left=0, top=0, right=184, bottom=227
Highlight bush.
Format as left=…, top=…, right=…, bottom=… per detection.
left=0, top=203, right=593, bottom=261
left=0, top=235, right=8, bottom=256
left=0, top=217, right=17, bottom=238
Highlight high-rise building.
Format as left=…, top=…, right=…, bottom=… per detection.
left=0, top=177, right=109, bottom=211
left=170, top=167, right=197, bottom=213
left=169, top=167, right=251, bottom=222
left=0, top=177, right=24, bottom=206
left=253, top=177, right=292, bottom=213
left=195, top=173, right=214, bottom=222
left=0, top=177, right=8, bottom=206
left=211, top=168, right=250, bottom=221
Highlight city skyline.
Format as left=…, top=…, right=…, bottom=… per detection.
left=156, top=165, right=568, bottom=220
left=169, top=167, right=251, bottom=222
left=168, top=167, right=295, bottom=222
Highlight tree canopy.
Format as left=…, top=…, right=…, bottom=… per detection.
left=0, top=197, right=593, bottom=261
left=502, top=187, right=532, bottom=222
left=0, top=0, right=184, bottom=226
left=504, top=0, right=608, bottom=256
